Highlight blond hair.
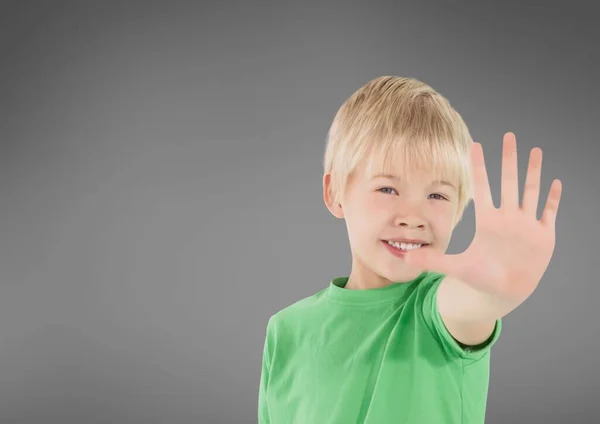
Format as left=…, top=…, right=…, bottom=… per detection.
left=323, top=76, right=474, bottom=224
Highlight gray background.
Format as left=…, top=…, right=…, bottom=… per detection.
left=1, top=0, right=598, bottom=423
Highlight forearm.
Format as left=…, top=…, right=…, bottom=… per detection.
left=437, top=275, right=522, bottom=323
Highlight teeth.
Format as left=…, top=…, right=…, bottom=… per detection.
left=387, top=241, right=423, bottom=250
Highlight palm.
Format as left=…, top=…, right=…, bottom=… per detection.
left=407, top=133, right=562, bottom=303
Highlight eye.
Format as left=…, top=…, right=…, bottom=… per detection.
left=429, top=193, right=448, bottom=201
left=378, top=187, right=398, bottom=195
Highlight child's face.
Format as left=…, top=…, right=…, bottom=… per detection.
left=325, top=162, right=459, bottom=287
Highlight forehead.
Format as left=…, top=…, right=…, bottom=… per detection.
left=358, top=152, right=458, bottom=181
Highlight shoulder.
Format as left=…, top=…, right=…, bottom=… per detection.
left=265, top=287, right=329, bottom=336
left=407, top=271, right=446, bottom=303
left=413, top=272, right=502, bottom=363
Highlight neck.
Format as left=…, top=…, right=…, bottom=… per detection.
left=345, top=276, right=392, bottom=290
left=345, top=265, right=423, bottom=290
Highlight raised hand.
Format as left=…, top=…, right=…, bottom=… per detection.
left=405, top=132, right=562, bottom=304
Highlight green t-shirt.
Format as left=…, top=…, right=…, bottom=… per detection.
left=258, top=271, right=502, bottom=424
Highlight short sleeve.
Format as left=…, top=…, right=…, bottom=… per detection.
left=419, top=272, right=502, bottom=363
left=258, top=316, right=275, bottom=424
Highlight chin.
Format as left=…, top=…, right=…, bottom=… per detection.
left=396, top=269, right=424, bottom=282
left=379, top=266, right=422, bottom=284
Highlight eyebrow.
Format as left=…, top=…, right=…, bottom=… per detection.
left=372, top=174, right=456, bottom=190
left=432, top=180, right=456, bottom=190
left=371, top=173, right=400, bottom=180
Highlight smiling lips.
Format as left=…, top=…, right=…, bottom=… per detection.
left=382, top=239, right=430, bottom=257
left=383, top=238, right=429, bottom=247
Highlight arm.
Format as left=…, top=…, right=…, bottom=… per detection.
left=436, top=275, right=518, bottom=346
left=406, top=136, right=562, bottom=347
left=258, top=319, right=274, bottom=424
left=258, top=359, right=270, bottom=424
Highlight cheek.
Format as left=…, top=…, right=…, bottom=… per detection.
left=364, top=195, right=393, bottom=218
left=370, top=193, right=393, bottom=208
left=431, top=212, right=456, bottom=235
left=426, top=203, right=457, bottom=230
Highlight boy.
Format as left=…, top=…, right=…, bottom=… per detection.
left=258, top=76, right=562, bottom=423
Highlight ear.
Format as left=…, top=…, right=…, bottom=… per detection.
left=323, top=173, right=344, bottom=219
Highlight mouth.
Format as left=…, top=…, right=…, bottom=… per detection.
left=382, top=239, right=430, bottom=252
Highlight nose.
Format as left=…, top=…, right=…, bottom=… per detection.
left=393, top=204, right=426, bottom=229
left=395, top=219, right=425, bottom=229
